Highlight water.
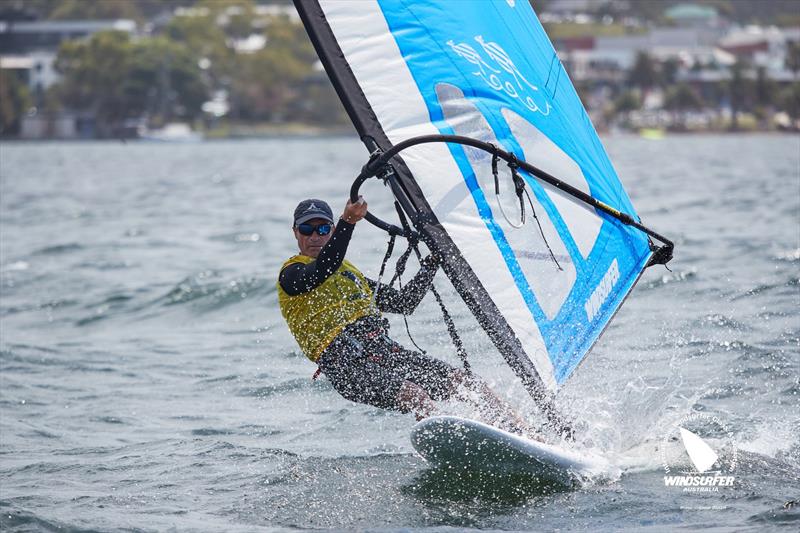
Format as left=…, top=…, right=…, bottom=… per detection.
left=1, top=135, right=798, bottom=531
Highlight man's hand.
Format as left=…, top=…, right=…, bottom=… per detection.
left=422, top=253, right=441, bottom=268
left=341, top=196, right=368, bottom=224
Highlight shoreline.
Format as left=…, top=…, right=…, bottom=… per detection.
left=2, top=127, right=798, bottom=142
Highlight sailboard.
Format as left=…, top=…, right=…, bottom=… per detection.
left=293, top=0, right=673, bottom=435
left=411, top=415, right=608, bottom=485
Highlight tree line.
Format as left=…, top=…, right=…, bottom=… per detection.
left=606, top=49, right=800, bottom=131
left=2, top=0, right=798, bottom=136
left=1, top=0, right=347, bottom=136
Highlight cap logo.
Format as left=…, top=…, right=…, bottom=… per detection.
left=305, top=203, right=318, bottom=212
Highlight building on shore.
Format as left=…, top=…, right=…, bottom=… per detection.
left=0, top=19, right=137, bottom=138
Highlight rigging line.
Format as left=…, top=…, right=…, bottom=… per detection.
left=492, top=152, right=524, bottom=228
left=387, top=202, right=428, bottom=354
left=544, top=51, right=557, bottom=89
left=493, top=151, right=563, bottom=271
left=416, top=247, right=473, bottom=377
left=507, top=156, right=527, bottom=223
left=552, top=57, right=563, bottom=99
left=523, top=188, right=564, bottom=271
left=372, top=233, right=396, bottom=310
left=387, top=233, right=414, bottom=286
left=394, top=263, right=429, bottom=355
left=394, top=201, right=473, bottom=376
left=429, top=270, right=473, bottom=376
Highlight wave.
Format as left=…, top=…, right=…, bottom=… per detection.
left=1, top=298, right=79, bottom=317
left=237, top=377, right=315, bottom=398
left=74, top=292, right=141, bottom=326
left=155, top=271, right=275, bottom=310
left=0, top=504, right=84, bottom=533
left=774, top=248, right=800, bottom=262
left=208, top=231, right=263, bottom=243
left=642, top=267, right=697, bottom=289
left=71, top=271, right=276, bottom=326
left=731, top=276, right=800, bottom=301
left=31, top=243, right=84, bottom=256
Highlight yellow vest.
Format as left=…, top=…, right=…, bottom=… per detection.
left=277, top=255, right=376, bottom=361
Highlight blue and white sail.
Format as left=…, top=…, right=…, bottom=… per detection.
left=295, top=0, right=658, bottom=396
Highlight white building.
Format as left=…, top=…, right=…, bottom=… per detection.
left=0, top=19, right=137, bottom=93
left=0, top=19, right=137, bottom=138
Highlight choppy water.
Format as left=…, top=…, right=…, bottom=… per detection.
left=1, top=135, right=798, bottom=531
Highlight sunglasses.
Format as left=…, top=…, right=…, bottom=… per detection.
left=297, top=223, right=333, bottom=236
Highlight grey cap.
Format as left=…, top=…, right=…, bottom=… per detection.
left=293, top=199, right=334, bottom=226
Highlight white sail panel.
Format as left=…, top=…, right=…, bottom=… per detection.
left=502, top=108, right=604, bottom=260
left=437, top=84, right=576, bottom=320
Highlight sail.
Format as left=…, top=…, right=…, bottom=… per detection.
left=295, top=0, right=653, bottom=395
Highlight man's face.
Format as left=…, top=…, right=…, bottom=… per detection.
left=293, top=218, right=333, bottom=258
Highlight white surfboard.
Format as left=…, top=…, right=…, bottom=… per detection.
left=411, top=415, right=605, bottom=486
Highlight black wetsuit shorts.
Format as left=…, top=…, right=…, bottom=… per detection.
left=318, top=317, right=458, bottom=412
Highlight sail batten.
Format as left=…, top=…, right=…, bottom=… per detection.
left=295, top=0, right=656, bottom=399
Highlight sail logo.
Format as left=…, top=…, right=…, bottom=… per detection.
left=679, top=427, right=718, bottom=473
left=584, top=259, right=619, bottom=322
left=446, top=37, right=552, bottom=116
left=662, top=413, right=738, bottom=493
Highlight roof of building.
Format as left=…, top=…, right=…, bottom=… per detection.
left=665, top=4, right=718, bottom=21
left=0, top=19, right=136, bottom=34
left=719, top=26, right=785, bottom=48
left=0, top=55, right=33, bottom=69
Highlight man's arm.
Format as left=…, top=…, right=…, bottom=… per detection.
left=279, top=221, right=355, bottom=296
left=368, top=255, right=439, bottom=315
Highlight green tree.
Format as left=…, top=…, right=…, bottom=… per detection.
left=728, top=59, right=752, bottom=131
left=228, top=15, right=316, bottom=122
left=528, top=0, right=550, bottom=14
left=786, top=41, right=800, bottom=80
left=753, top=65, right=777, bottom=125
left=27, top=0, right=191, bottom=21
left=664, top=83, right=703, bottom=129
left=0, top=70, right=32, bottom=135
left=297, top=80, right=348, bottom=126
left=661, top=57, right=681, bottom=86
left=628, top=52, right=659, bottom=94
left=613, top=90, right=641, bottom=113
left=778, top=83, right=800, bottom=124
left=53, top=30, right=208, bottom=135
left=54, top=30, right=134, bottom=135
left=164, top=10, right=235, bottom=88
left=48, top=0, right=143, bottom=21
left=197, top=0, right=256, bottom=39
left=127, top=37, right=209, bottom=123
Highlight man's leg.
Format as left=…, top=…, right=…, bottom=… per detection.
left=396, top=380, right=437, bottom=420
left=374, top=335, right=536, bottom=434
left=451, top=370, right=540, bottom=437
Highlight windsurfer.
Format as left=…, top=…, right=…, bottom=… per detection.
left=278, top=197, right=530, bottom=433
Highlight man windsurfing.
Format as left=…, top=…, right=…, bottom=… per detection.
left=278, top=197, right=529, bottom=432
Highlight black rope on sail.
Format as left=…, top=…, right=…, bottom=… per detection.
left=371, top=200, right=473, bottom=377
left=490, top=149, right=564, bottom=272
left=392, top=202, right=473, bottom=377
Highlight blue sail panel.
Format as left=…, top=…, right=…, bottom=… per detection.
left=314, top=0, right=652, bottom=390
